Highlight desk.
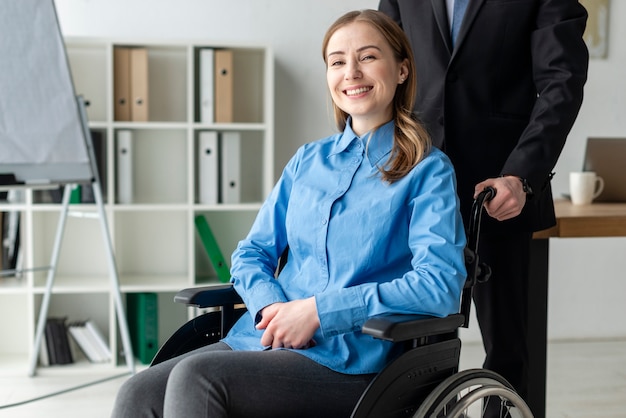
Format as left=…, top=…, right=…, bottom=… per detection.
left=529, top=200, right=626, bottom=418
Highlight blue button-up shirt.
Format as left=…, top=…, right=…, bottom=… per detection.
left=224, top=120, right=466, bottom=374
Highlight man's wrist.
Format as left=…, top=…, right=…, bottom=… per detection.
left=501, top=175, right=533, bottom=195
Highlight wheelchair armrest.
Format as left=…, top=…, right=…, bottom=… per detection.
left=362, top=313, right=465, bottom=342
left=174, top=284, right=243, bottom=308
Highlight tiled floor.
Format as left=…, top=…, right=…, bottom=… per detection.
left=1, top=339, right=625, bottom=417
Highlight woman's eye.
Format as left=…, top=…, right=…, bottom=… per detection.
left=361, top=55, right=375, bottom=61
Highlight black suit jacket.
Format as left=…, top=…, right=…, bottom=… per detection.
left=379, top=0, right=589, bottom=233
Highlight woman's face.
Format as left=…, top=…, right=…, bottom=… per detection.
left=325, top=21, right=408, bottom=136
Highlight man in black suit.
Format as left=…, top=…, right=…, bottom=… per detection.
left=379, top=0, right=589, bottom=413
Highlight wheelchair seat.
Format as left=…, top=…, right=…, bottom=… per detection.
left=151, top=188, right=534, bottom=417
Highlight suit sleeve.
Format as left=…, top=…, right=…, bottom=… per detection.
left=501, top=0, right=589, bottom=193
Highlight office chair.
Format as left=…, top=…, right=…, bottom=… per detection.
left=151, top=187, right=533, bottom=417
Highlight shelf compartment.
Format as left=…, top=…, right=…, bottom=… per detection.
left=193, top=129, right=265, bottom=205
left=31, top=211, right=110, bottom=285
left=193, top=47, right=266, bottom=124
left=114, top=210, right=188, bottom=283
left=112, top=44, right=188, bottom=123
left=114, top=128, right=187, bottom=204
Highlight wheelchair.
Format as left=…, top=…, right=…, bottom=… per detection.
left=151, top=188, right=533, bottom=417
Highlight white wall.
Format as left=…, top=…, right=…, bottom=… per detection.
left=55, top=0, right=626, bottom=342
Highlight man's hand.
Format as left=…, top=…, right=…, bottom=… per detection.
left=474, top=176, right=526, bottom=221
left=256, top=297, right=320, bottom=349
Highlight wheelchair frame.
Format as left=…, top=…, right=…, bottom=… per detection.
left=151, top=188, right=533, bottom=417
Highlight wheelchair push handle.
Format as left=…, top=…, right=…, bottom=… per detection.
left=468, top=186, right=496, bottom=254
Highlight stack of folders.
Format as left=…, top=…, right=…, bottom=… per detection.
left=197, top=131, right=241, bottom=205
left=196, top=48, right=233, bottom=124
left=66, top=319, right=112, bottom=363
left=113, top=46, right=149, bottom=122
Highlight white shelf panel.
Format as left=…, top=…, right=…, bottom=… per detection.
left=119, top=275, right=190, bottom=292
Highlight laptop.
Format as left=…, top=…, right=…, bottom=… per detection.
left=583, top=137, right=626, bottom=202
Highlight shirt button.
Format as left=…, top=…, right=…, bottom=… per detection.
left=321, top=219, right=327, bottom=225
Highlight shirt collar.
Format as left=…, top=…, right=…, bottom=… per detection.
left=332, top=118, right=394, bottom=167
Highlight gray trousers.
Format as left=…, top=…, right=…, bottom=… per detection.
left=111, top=342, right=375, bottom=417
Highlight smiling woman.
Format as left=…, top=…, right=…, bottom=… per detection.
left=112, top=9, right=466, bottom=418
left=324, top=26, right=407, bottom=135
left=322, top=9, right=430, bottom=183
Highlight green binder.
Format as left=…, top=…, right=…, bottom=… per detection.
left=194, top=215, right=231, bottom=283
left=126, top=292, right=158, bottom=365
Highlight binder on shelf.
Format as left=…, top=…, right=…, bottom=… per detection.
left=198, top=48, right=215, bottom=123
left=127, top=292, right=159, bottom=365
left=195, top=215, right=231, bottom=283
left=113, top=47, right=131, bottom=121
left=116, top=130, right=134, bottom=204
left=130, top=47, right=149, bottom=122
left=198, top=131, right=219, bottom=204
left=220, top=131, right=241, bottom=204
left=214, top=49, right=234, bottom=123
left=114, top=46, right=149, bottom=121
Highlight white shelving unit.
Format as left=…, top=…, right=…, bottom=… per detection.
left=0, top=37, right=274, bottom=369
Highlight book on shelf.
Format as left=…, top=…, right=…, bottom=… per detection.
left=126, top=292, right=159, bottom=365
left=67, top=319, right=112, bottom=363
left=44, top=317, right=73, bottom=366
left=114, top=46, right=149, bottom=122
left=195, top=215, right=231, bottom=283
left=214, top=49, right=234, bottom=123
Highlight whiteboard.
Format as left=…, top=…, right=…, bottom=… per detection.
left=0, top=0, right=93, bottom=187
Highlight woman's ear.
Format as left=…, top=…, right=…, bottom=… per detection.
left=398, top=58, right=409, bottom=84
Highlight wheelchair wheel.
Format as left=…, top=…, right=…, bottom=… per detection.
left=413, top=368, right=533, bottom=418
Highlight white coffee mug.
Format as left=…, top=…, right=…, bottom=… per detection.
left=569, top=171, right=604, bottom=205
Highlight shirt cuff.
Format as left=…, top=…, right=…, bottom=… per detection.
left=315, top=286, right=367, bottom=337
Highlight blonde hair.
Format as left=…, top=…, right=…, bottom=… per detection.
left=322, top=9, right=431, bottom=183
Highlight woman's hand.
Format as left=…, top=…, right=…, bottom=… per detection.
left=256, top=297, right=320, bottom=349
